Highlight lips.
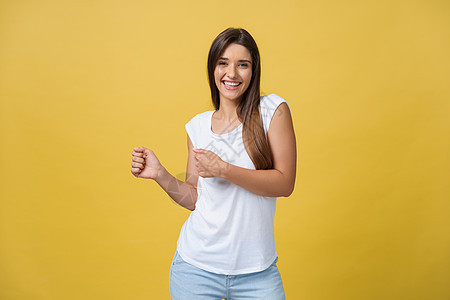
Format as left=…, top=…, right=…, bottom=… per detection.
left=223, top=80, right=241, bottom=86
left=222, top=81, right=241, bottom=90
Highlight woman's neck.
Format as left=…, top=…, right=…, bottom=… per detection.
left=216, top=97, right=240, bottom=122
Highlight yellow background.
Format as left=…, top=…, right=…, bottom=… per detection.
left=1, top=0, right=449, bottom=299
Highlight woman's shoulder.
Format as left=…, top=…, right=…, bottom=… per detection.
left=186, top=109, right=214, bottom=125
left=260, top=93, right=288, bottom=108
left=260, top=93, right=290, bottom=113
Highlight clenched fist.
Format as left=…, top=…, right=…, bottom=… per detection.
left=131, top=146, right=163, bottom=179
left=193, top=148, right=228, bottom=178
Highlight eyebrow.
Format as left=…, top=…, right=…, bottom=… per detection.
left=218, top=57, right=252, bottom=64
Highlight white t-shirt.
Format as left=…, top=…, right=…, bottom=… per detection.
left=176, top=93, right=290, bottom=275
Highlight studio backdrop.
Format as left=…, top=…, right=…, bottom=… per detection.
left=1, top=0, right=449, bottom=299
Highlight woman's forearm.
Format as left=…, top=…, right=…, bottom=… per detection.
left=154, top=167, right=197, bottom=211
left=221, top=163, right=294, bottom=198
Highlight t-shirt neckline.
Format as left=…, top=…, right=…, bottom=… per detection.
left=209, top=110, right=243, bottom=137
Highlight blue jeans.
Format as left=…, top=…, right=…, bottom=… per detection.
left=169, top=250, right=286, bottom=300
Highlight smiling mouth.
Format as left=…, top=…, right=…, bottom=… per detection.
left=222, top=81, right=242, bottom=87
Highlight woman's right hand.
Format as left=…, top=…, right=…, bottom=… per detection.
left=131, top=146, right=163, bottom=180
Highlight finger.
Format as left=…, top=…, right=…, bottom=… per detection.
left=132, top=156, right=145, bottom=163
left=132, top=151, right=145, bottom=157
left=143, top=148, right=153, bottom=156
left=132, top=162, right=144, bottom=168
left=134, top=147, right=144, bottom=152
left=131, top=168, right=141, bottom=175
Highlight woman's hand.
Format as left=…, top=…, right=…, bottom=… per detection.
left=193, top=148, right=228, bottom=178
left=131, top=146, right=163, bottom=180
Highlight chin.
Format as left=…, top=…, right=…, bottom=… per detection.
left=220, top=92, right=244, bottom=102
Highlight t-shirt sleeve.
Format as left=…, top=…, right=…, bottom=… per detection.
left=185, top=115, right=197, bottom=149
left=260, top=94, right=291, bottom=133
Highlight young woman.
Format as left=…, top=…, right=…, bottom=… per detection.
left=131, top=27, right=296, bottom=300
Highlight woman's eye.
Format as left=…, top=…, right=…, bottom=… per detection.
left=240, top=63, right=249, bottom=67
left=218, top=62, right=227, bottom=65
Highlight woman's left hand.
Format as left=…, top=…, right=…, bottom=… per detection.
left=193, top=148, right=228, bottom=178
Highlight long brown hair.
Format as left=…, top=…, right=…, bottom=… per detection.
left=207, top=28, right=273, bottom=170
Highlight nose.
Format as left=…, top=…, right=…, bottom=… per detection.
left=226, top=64, right=237, bottom=79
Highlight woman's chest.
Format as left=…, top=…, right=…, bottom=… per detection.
left=197, top=131, right=255, bottom=170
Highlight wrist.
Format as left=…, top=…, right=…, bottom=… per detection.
left=155, top=165, right=167, bottom=182
left=219, top=161, right=231, bottom=179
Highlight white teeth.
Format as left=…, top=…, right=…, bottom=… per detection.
left=224, top=81, right=240, bottom=86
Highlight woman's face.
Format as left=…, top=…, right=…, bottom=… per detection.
left=214, top=43, right=253, bottom=103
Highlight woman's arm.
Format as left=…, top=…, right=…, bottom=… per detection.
left=193, top=102, right=296, bottom=197
left=153, top=142, right=198, bottom=210
left=131, top=135, right=199, bottom=210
